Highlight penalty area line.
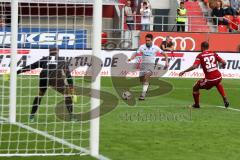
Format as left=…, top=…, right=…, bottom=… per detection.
left=216, top=106, right=240, bottom=112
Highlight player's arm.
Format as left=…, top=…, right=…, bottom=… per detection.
left=17, top=57, right=44, bottom=74
left=179, top=64, right=198, bottom=76
left=128, top=46, right=142, bottom=62
left=128, top=52, right=138, bottom=62
left=215, top=53, right=226, bottom=68
left=179, top=56, right=200, bottom=76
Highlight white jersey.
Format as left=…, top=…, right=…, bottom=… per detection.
left=140, top=8, right=151, bottom=24
left=137, top=44, right=163, bottom=63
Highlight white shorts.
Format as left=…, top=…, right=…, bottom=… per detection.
left=139, top=62, right=155, bottom=77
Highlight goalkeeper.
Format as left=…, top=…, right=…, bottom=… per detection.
left=17, top=48, right=74, bottom=122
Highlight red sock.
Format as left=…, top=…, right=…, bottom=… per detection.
left=216, top=84, right=226, bottom=98
left=192, top=92, right=200, bottom=106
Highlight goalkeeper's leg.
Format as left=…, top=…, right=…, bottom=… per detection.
left=64, top=95, right=73, bottom=119
left=52, top=79, right=74, bottom=120
left=30, top=78, right=47, bottom=121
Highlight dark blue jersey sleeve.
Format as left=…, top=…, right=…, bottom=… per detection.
left=17, top=57, right=47, bottom=74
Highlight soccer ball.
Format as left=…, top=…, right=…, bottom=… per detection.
left=122, top=91, right=132, bottom=100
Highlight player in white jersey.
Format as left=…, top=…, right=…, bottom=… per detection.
left=128, top=34, right=169, bottom=100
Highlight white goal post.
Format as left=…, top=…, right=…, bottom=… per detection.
left=0, top=0, right=110, bottom=159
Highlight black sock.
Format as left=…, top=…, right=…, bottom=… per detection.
left=65, top=96, right=73, bottom=114
left=31, top=96, right=42, bottom=116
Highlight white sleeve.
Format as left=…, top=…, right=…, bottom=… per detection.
left=155, top=46, right=163, bottom=54
left=148, top=9, right=152, bottom=16
left=137, top=45, right=143, bottom=53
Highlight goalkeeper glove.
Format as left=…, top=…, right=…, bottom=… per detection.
left=73, top=95, right=78, bottom=103
left=69, top=86, right=78, bottom=103
left=3, top=73, right=10, bottom=82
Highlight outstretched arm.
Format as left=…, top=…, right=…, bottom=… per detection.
left=128, top=52, right=138, bottom=62
left=179, top=64, right=198, bottom=76
left=17, top=58, right=43, bottom=74
left=220, top=60, right=226, bottom=68
left=216, top=53, right=226, bottom=68
left=128, top=48, right=142, bottom=62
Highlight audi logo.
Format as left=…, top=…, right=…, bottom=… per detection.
left=153, top=36, right=196, bottom=51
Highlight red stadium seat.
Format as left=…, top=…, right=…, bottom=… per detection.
left=101, top=32, right=108, bottom=45
left=234, top=16, right=240, bottom=24
left=218, top=25, right=228, bottom=32
left=224, top=15, right=234, bottom=23
left=230, top=17, right=240, bottom=31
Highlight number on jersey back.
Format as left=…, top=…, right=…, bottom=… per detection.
left=193, top=51, right=224, bottom=80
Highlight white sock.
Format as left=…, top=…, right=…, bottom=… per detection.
left=142, top=82, right=149, bottom=97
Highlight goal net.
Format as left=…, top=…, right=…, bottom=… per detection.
left=0, top=0, right=108, bottom=159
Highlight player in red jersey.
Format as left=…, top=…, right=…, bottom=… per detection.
left=179, top=41, right=229, bottom=108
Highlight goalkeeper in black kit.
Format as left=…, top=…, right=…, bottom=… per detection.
left=17, top=48, right=74, bottom=122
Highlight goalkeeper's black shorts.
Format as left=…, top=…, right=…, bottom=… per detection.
left=39, top=76, right=70, bottom=95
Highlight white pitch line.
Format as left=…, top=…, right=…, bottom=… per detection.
left=0, top=116, right=110, bottom=160
left=0, top=153, right=86, bottom=157
left=117, top=104, right=189, bottom=108
left=216, top=106, right=240, bottom=112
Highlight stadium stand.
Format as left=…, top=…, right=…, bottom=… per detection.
left=204, top=0, right=240, bottom=32
left=185, top=1, right=211, bottom=32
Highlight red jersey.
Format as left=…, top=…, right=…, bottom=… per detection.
left=193, top=51, right=224, bottom=80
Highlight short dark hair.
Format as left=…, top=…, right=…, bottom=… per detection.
left=180, top=2, right=184, bottom=5
left=143, top=2, right=148, bottom=5
left=145, top=34, right=153, bottom=40
left=201, top=41, right=209, bottom=50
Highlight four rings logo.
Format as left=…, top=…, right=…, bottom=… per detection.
left=153, top=36, right=196, bottom=51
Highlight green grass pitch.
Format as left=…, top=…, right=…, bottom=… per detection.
left=0, top=76, right=240, bottom=160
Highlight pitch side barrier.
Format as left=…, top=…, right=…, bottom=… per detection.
left=140, top=32, right=240, bottom=52
left=0, top=49, right=239, bottom=79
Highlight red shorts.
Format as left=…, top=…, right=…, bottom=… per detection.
left=196, top=77, right=222, bottom=90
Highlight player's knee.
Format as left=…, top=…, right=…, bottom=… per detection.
left=65, top=96, right=73, bottom=103
left=143, top=82, right=149, bottom=85
left=193, top=85, right=199, bottom=92
left=39, top=90, right=45, bottom=96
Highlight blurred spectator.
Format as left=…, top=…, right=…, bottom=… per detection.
left=160, top=36, right=174, bottom=51
left=133, top=0, right=151, bottom=15
left=208, top=0, right=218, bottom=9
left=0, top=17, right=6, bottom=28
left=176, top=2, right=187, bottom=32
left=140, top=0, right=151, bottom=9
left=230, top=0, right=240, bottom=15
left=124, top=0, right=136, bottom=30
left=222, top=0, right=237, bottom=16
left=211, top=1, right=228, bottom=25
left=140, top=1, right=152, bottom=31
